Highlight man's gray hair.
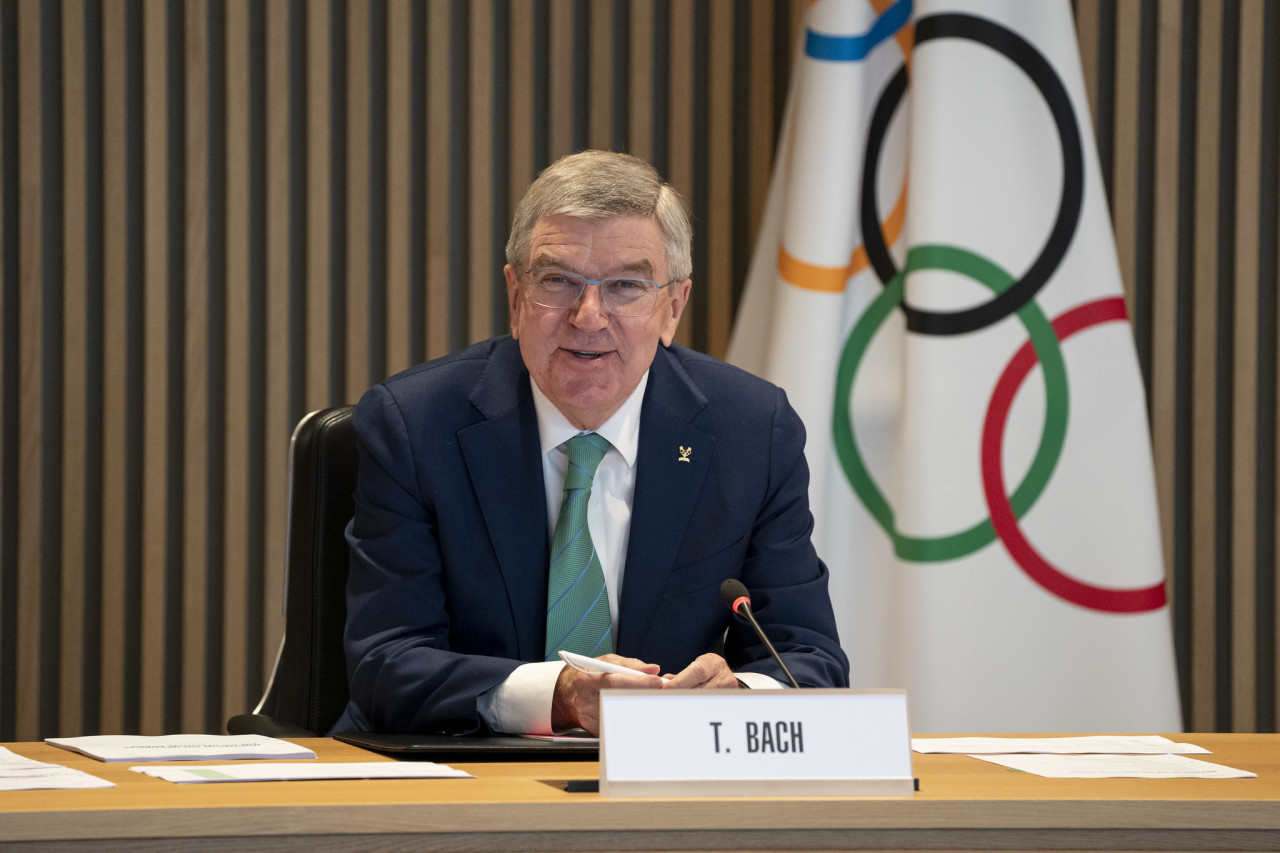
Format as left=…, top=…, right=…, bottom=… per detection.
left=505, top=150, right=693, bottom=282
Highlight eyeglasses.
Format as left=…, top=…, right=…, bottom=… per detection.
left=518, top=265, right=674, bottom=317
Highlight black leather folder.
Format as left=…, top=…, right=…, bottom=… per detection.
left=334, top=731, right=599, bottom=761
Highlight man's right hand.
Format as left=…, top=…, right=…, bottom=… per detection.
left=550, top=654, right=664, bottom=735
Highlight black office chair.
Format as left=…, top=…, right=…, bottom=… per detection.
left=228, top=405, right=357, bottom=737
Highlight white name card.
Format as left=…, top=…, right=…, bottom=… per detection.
left=598, top=688, right=913, bottom=797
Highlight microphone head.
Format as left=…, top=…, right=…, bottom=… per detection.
left=720, top=578, right=751, bottom=614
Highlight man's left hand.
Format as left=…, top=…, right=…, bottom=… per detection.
left=660, top=653, right=740, bottom=689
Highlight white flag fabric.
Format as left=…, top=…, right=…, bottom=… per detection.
left=728, top=0, right=1182, bottom=732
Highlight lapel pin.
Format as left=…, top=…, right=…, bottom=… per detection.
left=678, top=445, right=692, bottom=463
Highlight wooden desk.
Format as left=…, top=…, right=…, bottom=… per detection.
left=1, top=734, right=1277, bottom=851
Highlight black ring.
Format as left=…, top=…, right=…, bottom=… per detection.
left=860, top=12, right=1085, bottom=336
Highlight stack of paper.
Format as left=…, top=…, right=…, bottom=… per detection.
left=910, top=736, right=1208, bottom=755
left=45, top=734, right=316, bottom=762
left=0, top=746, right=113, bottom=791
left=132, top=762, right=473, bottom=784
left=910, top=736, right=1255, bottom=779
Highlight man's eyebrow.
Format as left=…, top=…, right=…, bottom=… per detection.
left=616, top=259, right=655, bottom=275
left=529, top=252, right=565, bottom=269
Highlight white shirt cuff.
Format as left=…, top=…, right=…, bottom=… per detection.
left=735, top=670, right=786, bottom=689
left=477, top=661, right=563, bottom=735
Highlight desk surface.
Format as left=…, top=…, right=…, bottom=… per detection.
left=2, top=734, right=1278, bottom=851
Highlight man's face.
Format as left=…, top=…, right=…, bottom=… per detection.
left=506, top=214, right=691, bottom=430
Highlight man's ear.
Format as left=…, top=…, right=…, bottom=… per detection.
left=504, top=264, right=522, bottom=338
left=659, top=278, right=692, bottom=346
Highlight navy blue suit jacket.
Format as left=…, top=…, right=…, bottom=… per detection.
left=334, top=336, right=848, bottom=734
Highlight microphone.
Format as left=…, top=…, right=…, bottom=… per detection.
left=720, top=579, right=800, bottom=689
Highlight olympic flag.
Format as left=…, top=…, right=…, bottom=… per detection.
left=728, top=0, right=1182, bottom=731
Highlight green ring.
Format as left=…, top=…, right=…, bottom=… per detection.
left=831, top=244, right=1069, bottom=562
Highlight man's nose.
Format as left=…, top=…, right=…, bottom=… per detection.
left=569, top=282, right=610, bottom=329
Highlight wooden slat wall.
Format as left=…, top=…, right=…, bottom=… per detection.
left=0, top=0, right=1276, bottom=739
left=1077, top=0, right=1279, bottom=734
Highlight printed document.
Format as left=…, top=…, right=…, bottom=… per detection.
left=46, top=734, right=317, bottom=762
left=911, top=735, right=1209, bottom=754
left=0, top=745, right=114, bottom=790
left=972, top=753, right=1256, bottom=779
left=132, top=761, right=473, bottom=783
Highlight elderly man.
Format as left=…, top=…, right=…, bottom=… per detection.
left=333, top=150, right=847, bottom=736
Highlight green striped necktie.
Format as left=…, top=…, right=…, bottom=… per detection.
left=544, top=432, right=614, bottom=660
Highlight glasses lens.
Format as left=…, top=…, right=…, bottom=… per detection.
left=601, top=278, right=659, bottom=316
left=527, top=269, right=585, bottom=309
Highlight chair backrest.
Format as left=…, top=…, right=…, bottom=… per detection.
left=244, top=405, right=357, bottom=735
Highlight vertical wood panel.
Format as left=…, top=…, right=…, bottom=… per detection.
left=489, top=0, right=511, bottom=337
left=305, top=0, right=330, bottom=410
left=626, top=0, right=653, bottom=165
left=1233, top=0, right=1264, bottom=734
left=182, top=0, right=209, bottom=735
left=0, top=0, right=21, bottom=743
left=202, top=0, right=227, bottom=735
left=141, top=0, right=170, bottom=739
left=705, top=0, right=733, bottom=358
left=99, top=0, right=129, bottom=739
left=40, top=0, right=64, bottom=740
left=221, top=0, right=249, bottom=727
left=423, top=0, right=451, bottom=361
left=1190, top=0, right=1221, bottom=732
left=162, top=0, right=187, bottom=737
left=326, top=0, right=347, bottom=402
left=384, top=0, right=410, bottom=372
left=1211, top=0, right=1239, bottom=734
left=78, top=0, right=106, bottom=736
left=467, top=0, right=494, bottom=345
left=406, top=0, right=427, bottom=363
left=16, top=0, right=44, bottom=744
left=263, top=0, right=290, bottom=702
left=1110, top=1, right=1141, bottom=301
left=665, top=0, right=692, bottom=349
left=59, top=0, right=86, bottom=738
left=2, top=0, right=1279, bottom=739
left=343, top=0, right=369, bottom=401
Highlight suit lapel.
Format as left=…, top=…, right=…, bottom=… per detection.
left=617, top=347, right=714, bottom=653
left=458, top=340, right=549, bottom=661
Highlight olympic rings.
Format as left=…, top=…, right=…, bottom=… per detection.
left=822, top=10, right=1164, bottom=613
left=859, top=13, right=1085, bottom=336
left=833, top=244, right=1068, bottom=562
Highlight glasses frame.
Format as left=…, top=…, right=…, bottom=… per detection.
left=516, top=264, right=677, bottom=317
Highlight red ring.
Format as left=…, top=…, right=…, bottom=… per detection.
left=980, top=297, right=1167, bottom=613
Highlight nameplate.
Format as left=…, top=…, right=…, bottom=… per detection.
left=598, top=688, right=913, bottom=797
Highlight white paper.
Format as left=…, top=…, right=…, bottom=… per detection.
left=0, top=746, right=114, bottom=790
left=0, top=745, right=61, bottom=772
left=46, top=734, right=317, bottom=762
left=131, top=761, right=473, bottom=784
left=972, top=753, right=1256, bottom=779
left=911, top=736, right=1210, bottom=754
left=0, top=768, right=116, bottom=790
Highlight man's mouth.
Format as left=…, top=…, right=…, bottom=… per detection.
left=569, top=350, right=605, bottom=360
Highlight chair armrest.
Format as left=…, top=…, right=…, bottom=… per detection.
left=226, top=713, right=317, bottom=738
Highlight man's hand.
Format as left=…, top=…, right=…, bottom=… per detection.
left=661, top=653, right=739, bottom=689
left=551, top=654, right=663, bottom=735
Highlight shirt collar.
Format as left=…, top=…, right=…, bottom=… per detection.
left=531, top=372, right=648, bottom=468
